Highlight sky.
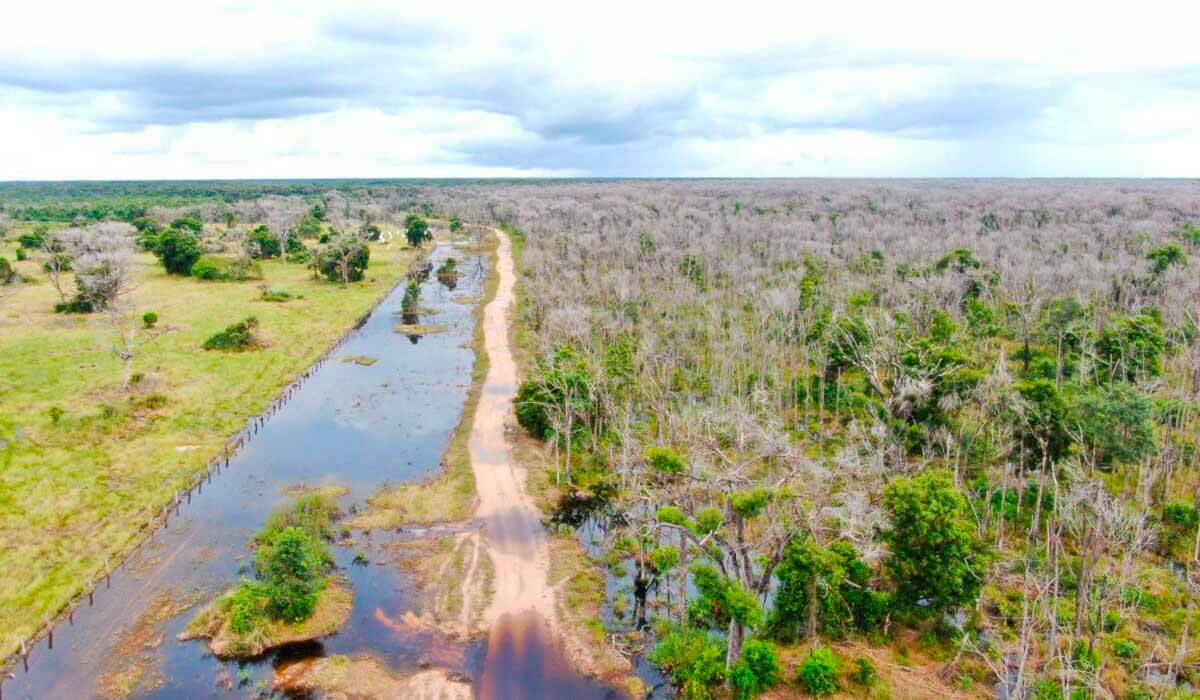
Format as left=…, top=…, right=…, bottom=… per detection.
left=2, top=0, right=1199, bottom=180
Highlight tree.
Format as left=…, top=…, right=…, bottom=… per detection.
left=882, top=470, right=986, bottom=618
left=1147, top=242, right=1186, bottom=274
left=1071, top=383, right=1155, bottom=469
left=245, top=225, right=281, bottom=259
left=449, top=217, right=463, bottom=232
left=317, top=236, right=370, bottom=285
left=154, top=226, right=203, bottom=275
left=404, top=214, right=431, bottom=247
left=259, top=196, right=307, bottom=259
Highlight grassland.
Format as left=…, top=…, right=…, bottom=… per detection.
left=0, top=231, right=414, bottom=660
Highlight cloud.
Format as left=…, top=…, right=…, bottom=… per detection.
left=0, top=0, right=1198, bottom=178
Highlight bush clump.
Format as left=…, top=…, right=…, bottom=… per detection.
left=730, top=639, right=780, bottom=699
left=190, top=254, right=262, bottom=281
left=797, top=645, right=841, bottom=696
left=246, top=225, right=281, bottom=259
left=203, top=316, right=260, bottom=351
left=155, top=227, right=203, bottom=275
left=0, top=257, right=15, bottom=285
left=260, top=288, right=299, bottom=302
left=648, top=623, right=727, bottom=699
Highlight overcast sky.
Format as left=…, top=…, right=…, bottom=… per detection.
left=2, top=0, right=1199, bottom=179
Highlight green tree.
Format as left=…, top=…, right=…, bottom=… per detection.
left=404, top=214, right=431, bottom=247
left=883, top=470, right=986, bottom=618
left=246, top=225, right=281, bottom=259
left=154, top=227, right=203, bottom=275
left=1072, top=383, right=1156, bottom=468
left=1146, top=242, right=1186, bottom=274
left=316, top=237, right=370, bottom=284
left=255, top=526, right=328, bottom=623
left=449, top=217, right=463, bottom=232
left=1095, top=314, right=1165, bottom=382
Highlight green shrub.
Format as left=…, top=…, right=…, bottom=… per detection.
left=730, top=639, right=780, bottom=699
left=1112, top=638, right=1138, bottom=662
left=851, top=656, right=877, bottom=685
left=41, top=253, right=72, bottom=273
left=190, top=254, right=262, bottom=281
left=142, top=311, right=158, bottom=328
left=256, top=527, right=327, bottom=623
left=797, top=646, right=841, bottom=696
left=47, top=406, right=64, bottom=424
left=155, top=227, right=203, bottom=275
left=15, top=248, right=27, bottom=261
left=1147, top=242, right=1186, bottom=273
left=649, top=624, right=727, bottom=699
left=18, top=230, right=45, bottom=249
left=260, top=288, right=298, bottom=302
left=203, top=316, right=260, bottom=351
left=246, top=225, right=281, bottom=259
left=170, top=216, right=203, bottom=233
left=515, top=379, right=553, bottom=439
left=54, top=296, right=95, bottom=314
left=226, top=580, right=271, bottom=635
left=646, top=446, right=686, bottom=475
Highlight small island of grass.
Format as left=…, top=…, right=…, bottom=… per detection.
left=180, top=493, right=351, bottom=657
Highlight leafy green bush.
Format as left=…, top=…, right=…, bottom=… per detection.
left=646, top=446, right=686, bottom=476
left=15, top=248, right=26, bottom=261
left=256, top=527, right=327, bottom=622
left=797, top=645, right=841, bottom=696
left=154, top=227, right=203, bottom=275
left=730, top=639, right=780, bottom=699
left=18, top=230, right=45, bottom=249
left=1072, top=383, right=1155, bottom=468
left=1147, top=242, right=1186, bottom=273
left=190, top=254, right=262, bottom=281
left=203, top=316, right=260, bottom=351
left=649, top=623, right=727, bottom=699
left=246, top=225, right=281, bottom=259
left=170, top=216, right=203, bottom=233
left=142, top=311, right=158, bottom=328
left=515, top=379, right=553, bottom=439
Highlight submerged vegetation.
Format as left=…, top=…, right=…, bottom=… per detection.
left=182, top=494, right=350, bottom=657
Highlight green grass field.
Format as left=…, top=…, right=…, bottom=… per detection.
left=0, top=235, right=415, bottom=660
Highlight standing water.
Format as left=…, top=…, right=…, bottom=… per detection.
left=2, top=242, right=624, bottom=699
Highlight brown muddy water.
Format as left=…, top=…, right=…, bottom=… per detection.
left=2, top=244, right=625, bottom=699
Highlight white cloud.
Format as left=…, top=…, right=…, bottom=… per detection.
left=1, top=0, right=1198, bottom=178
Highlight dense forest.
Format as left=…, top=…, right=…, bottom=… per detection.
left=426, top=181, right=1200, bottom=699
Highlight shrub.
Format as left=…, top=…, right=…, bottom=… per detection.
left=190, top=254, right=262, bottom=281
left=142, top=311, right=158, bottom=328
left=0, top=257, right=14, bottom=284
left=1072, top=383, right=1155, bottom=468
left=1112, top=638, right=1138, bottom=662
left=15, top=248, right=27, bottom=261
left=154, top=227, right=203, bottom=275
left=515, top=379, right=553, bottom=439
left=203, top=316, right=260, bottom=351
left=246, top=225, right=281, bottom=259
left=649, top=624, right=727, bottom=699
left=851, top=656, right=877, bottom=685
left=54, top=296, right=95, bottom=314
left=259, top=288, right=298, bottom=302
left=41, top=253, right=72, bottom=273
left=256, top=527, right=327, bottom=623
left=170, top=216, right=203, bottom=233
left=18, top=230, right=45, bottom=249
left=730, top=639, right=780, bottom=699
left=1146, top=242, right=1186, bottom=273
left=47, top=406, right=64, bottom=424
left=646, top=446, right=686, bottom=476
left=797, top=646, right=841, bottom=696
